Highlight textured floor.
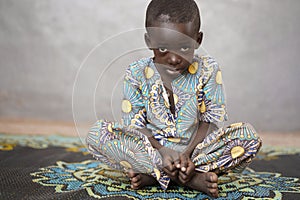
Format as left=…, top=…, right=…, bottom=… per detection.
left=1, top=132, right=299, bottom=200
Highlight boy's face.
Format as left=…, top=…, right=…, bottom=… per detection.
left=145, top=22, right=202, bottom=78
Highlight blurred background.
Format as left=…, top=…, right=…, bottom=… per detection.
left=0, top=0, right=299, bottom=135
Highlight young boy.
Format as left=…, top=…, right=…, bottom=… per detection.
left=86, top=0, right=261, bottom=197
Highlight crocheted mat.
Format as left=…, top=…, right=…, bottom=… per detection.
left=0, top=133, right=299, bottom=200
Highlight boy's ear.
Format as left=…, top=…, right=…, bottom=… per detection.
left=144, top=33, right=153, bottom=50
left=195, top=31, right=203, bottom=49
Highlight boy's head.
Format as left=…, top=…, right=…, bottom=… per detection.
left=144, top=0, right=203, bottom=78
left=145, top=0, right=201, bottom=33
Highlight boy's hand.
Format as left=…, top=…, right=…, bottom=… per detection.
left=176, top=153, right=195, bottom=184
left=159, top=147, right=180, bottom=179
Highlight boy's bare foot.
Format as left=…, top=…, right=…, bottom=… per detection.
left=127, top=170, right=158, bottom=189
left=186, top=172, right=219, bottom=198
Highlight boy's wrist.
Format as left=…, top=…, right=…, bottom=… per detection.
left=148, top=135, right=163, bottom=150
left=183, top=149, right=192, bottom=158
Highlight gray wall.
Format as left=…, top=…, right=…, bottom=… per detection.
left=0, top=0, right=299, bottom=132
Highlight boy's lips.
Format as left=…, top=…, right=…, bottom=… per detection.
left=166, top=68, right=180, bottom=74
left=166, top=68, right=185, bottom=75
left=156, top=63, right=187, bottom=76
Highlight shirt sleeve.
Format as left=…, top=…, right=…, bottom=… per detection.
left=198, top=56, right=228, bottom=123
left=121, top=66, right=147, bottom=128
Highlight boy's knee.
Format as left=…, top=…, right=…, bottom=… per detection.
left=243, top=122, right=262, bottom=149
left=86, top=119, right=108, bottom=148
left=86, top=120, right=121, bottom=148
left=228, top=122, right=262, bottom=143
left=241, top=123, right=261, bottom=141
left=235, top=122, right=262, bottom=152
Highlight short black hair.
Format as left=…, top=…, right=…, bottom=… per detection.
left=145, top=0, right=201, bottom=32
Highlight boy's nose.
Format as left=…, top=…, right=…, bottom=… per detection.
left=167, top=52, right=182, bottom=66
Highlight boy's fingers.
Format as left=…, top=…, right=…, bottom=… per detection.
left=185, top=166, right=194, bottom=176
left=163, top=157, right=175, bottom=171
left=163, top=167, right=178, bottom=177
left=180, top=154, right=187, bottom=172
left=179, top=171, right=187, bottom=180
left=166, top=164, right=175, bottom=172
left=178, top=171, right=189, bottom=184
left=185, top=160, right=195, bottom=175
left=174, top=159, right=180, bottom=169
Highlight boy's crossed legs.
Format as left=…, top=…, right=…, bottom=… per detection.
left=86, top=121, right=261, bottom=198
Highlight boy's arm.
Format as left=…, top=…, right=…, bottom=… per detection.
left=139, top=128, right=163, bottom=150
left=139, top=121, right=209, bottom=159
left=183, top=121, right=210, bottom=157
left=139, top=128, right=180, bottom=177
left=175, top=122, right=209, bottom=183
left=121, top=68, right=147, bottom=128
left=176, top=122, right=209, bottom=184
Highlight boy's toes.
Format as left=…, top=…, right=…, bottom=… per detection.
left=185, top=172, right=219, bottom=197
left=208, top=182, right=218, bottom=189
left=131, top=179, right=142, bottom=189
left=207, top=172, right=218, bottom=183
left=127, top=170, right=143, bottom=189
left=206, top=173, right=218, bottom=197
left=130, top=174, right=158, bottom=189
left=209, top=188, right=219, bottom=198
left=127, top=169, right=136, bottom=178
left=131, top=174, right=141, bottom=183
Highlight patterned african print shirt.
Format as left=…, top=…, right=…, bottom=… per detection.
left=121, top=55, right=228, bottom=151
